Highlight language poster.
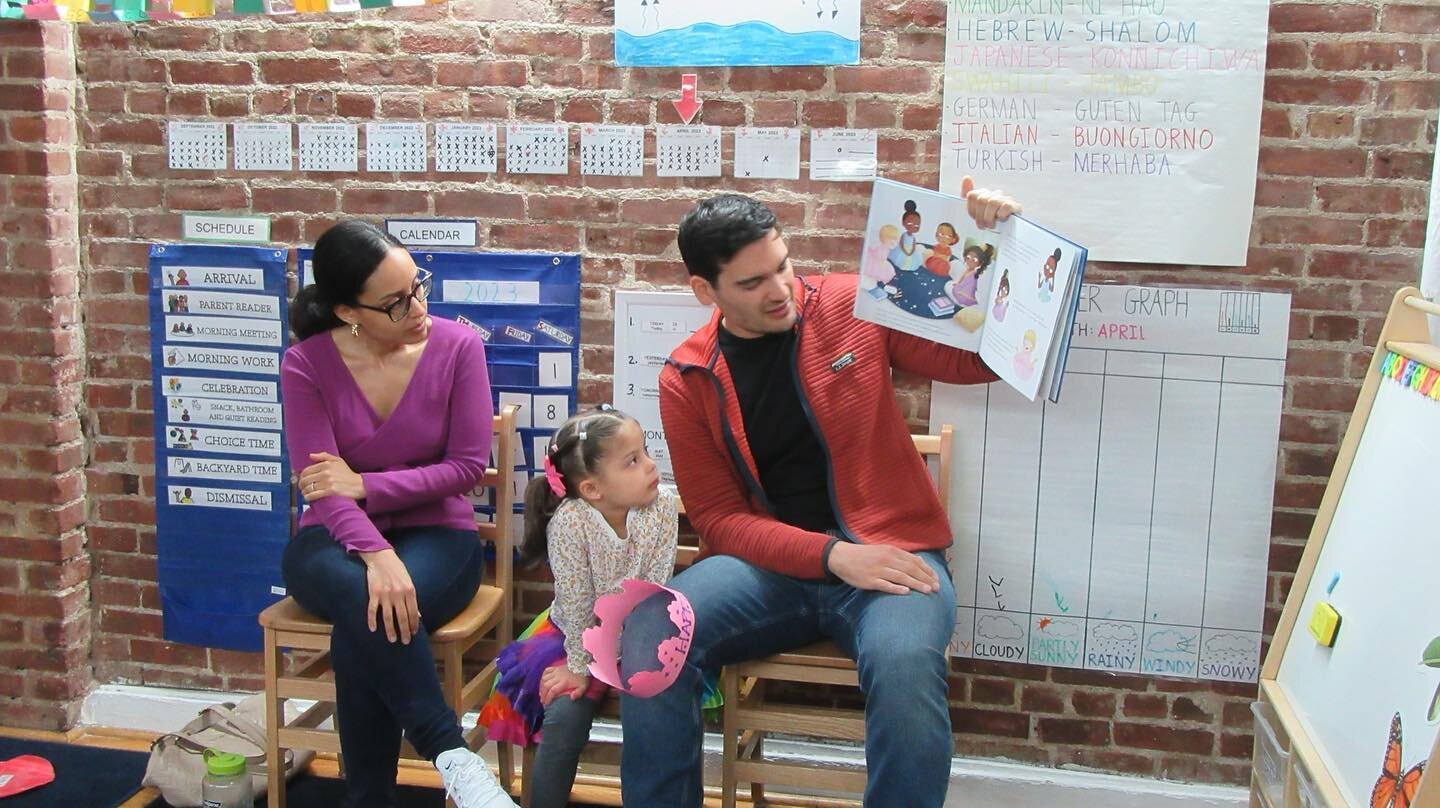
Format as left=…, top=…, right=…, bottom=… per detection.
left=149, top=244, right=290, bottom=651
left=940, top=0, right=1269, bottom=265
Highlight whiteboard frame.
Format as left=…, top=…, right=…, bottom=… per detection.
left=1257, top=287, right=1440, bottom=808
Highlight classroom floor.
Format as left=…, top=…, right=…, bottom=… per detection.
left=0, top=726, right=634, bottom=808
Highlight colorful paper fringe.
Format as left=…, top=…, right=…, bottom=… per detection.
left=1381, top=351, right=1440, bottom=400
left=3, top=0, right=437, bottom=20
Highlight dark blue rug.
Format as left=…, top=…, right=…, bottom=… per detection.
left=0, top=735, right=149, bottom=808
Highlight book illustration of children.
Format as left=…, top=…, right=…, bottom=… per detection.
left=992, top=270, right=1011, bottom=322
left=887, top=200, right=930, bottom=275
left=1012, top=329, right=1037, bottom=380
left=924, top=223, right=960, bottom=277
left=946, top=242, right=994, bottom=308
left=861, top=224, right=901, bottom=299
left=1037, top=248, right=1061, bottom=303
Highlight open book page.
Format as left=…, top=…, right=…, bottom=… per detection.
left=978, top=216, right=1083, bottom=401
left=851, top=178, right=1005, bottom=352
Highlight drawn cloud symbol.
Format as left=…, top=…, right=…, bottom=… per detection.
left=1092, top=623, right=1138, bottom=642
left=977, top=615, right=1024, bottom=641
left=1204, top=633, right=1257, bottom=655
left=1145, top=630, right=1195, bottom=654
left=1036, top=619, right=1079, bottom=638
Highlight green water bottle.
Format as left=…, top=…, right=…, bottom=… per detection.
left=201, top=748, right=253, bottom=808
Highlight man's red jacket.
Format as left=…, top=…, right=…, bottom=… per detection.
left=659, top=273, right=998, bottom=579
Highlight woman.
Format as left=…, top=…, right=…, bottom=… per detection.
left=280, top=220, right=517, bottom=808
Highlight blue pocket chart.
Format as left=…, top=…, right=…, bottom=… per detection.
left=149, top=244, right=291, bottom=651
left=298, top=248, right=581, bottom=526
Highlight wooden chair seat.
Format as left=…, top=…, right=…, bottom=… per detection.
left=765, top=641, right=853, bottom=669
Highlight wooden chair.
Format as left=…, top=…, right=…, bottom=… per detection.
left=720, top=425, right=955, bottom=807
left=258, top=406, right=520, bottom=808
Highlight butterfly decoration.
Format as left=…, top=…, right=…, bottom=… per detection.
left=1371, top=712, right=1425, bottom=808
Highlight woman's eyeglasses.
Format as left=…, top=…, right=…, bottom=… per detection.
left=354, top=270, right=433, bottom=322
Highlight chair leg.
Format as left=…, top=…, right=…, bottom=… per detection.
left=721, top=669, right=739, bottom=808
left=750, top=680, right=767, bottom=807
left=520, top=744, right=535, bottom=808
left=497, top=741, right=514, bottom=793
left=263, top=629, right=286, bottom=808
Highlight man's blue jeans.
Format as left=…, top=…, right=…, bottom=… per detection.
left=618, top=550, right=956, bottom=807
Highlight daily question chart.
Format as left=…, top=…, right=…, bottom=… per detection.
left=931, top=284, right=1289, bottom=682
left=613, top=291, right=714, bottom=488
left=940, top=0, right=1269, bottom=265
left=149, top=244, right=290, bottom=651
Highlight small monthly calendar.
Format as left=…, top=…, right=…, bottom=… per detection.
left=167, top=121, right=227, bottom=171
left=434, top=122, right=498, bottom=173
left=298, top=122, right=358, bottom=173
left=233, top=122, right=292, bottom=172
left=656, top=125, right=721, bottom=178
left=733, top=127, right=801, bottom=180
left=579, top=124, right=644, bottom=177
left=365, top=122, right=427, bottom=173
left=809, top=128, right=878, bottom=182
left=505, top=123, right=569, bottom=175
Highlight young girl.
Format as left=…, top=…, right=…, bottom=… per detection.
left=992, top=270, right=1011, bottom=322
left=924, top=222, right=960, bottom=277
left=946, top=242, right=994, bottom=308
left=479, top=406, right=678, bottom=808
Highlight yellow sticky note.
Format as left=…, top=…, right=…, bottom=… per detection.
left=1308, top=602, right=1341, bottom=647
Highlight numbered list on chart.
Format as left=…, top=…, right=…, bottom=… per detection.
left=931, top=284, right=1289, bottom=683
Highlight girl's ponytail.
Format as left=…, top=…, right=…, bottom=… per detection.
left=519, top=474, right=565, bottom=567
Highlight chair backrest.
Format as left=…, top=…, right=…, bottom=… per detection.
left=479, top=404, right=520, bottom=645
left=673, top=423, right=956, bottom=564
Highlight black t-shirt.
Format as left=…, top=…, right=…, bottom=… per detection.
left=717, top=324, right=838, bottom=532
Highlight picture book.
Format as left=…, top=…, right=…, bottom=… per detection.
left=853, top=178, right=1088, bottom=401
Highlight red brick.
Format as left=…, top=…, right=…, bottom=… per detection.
left=1359, top=116, right=1426, bottom=146
left=729, top=68, right=827, bottom=94
left=1381, top=4, right=1440, bottom=33
left=1373, top=150, right=1434, bottom=181
left=494, top=29, right=581, bottom=58
left=399, top=30, right=482, bottom=55
left=952, top=706, right=1030, bottom=739
left=227, top=28, right=311, bottom=52
left=342, top=188, right=429, bottom=214
left=253, top=187, right=338, bottom=214
left=436, top=61, right=527, bottom=89
left=1258, top=215, right=1365, bottom=246
left=169, top=60, right=254, bottom=86
left=1038, top=717, right=1111, bottom=746
left=1115, top=722, right=1213, bottom=754
left=1377, top=79, right=1440, bottom=112
left=259, top=58, right=344, bottom=85
left=346, top=58, right=433, bottom=87
left=1265, top=76, right=1371, bottom=107
left=136, top=25, right=216, bottom=51
left=1270, top=3, right=1375, bottom=33
left=1312, top=41, right=1425, bottom=72
left=835, top=66, right=932, bottom=95
left=1266, top=40, right=1308, bottom=71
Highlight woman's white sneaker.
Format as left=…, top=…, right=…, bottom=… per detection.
left=434, top=748, right=518, bottom=808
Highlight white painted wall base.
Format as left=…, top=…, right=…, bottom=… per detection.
left=81, top=684, right=1247, bottom=808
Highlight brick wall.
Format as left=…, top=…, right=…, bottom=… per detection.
left=0, top=20, right=92, bottom=731
left=0, top=0, right=1436, bottom=783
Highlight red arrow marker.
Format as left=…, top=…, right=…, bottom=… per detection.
left=672, top=73, right=702, bottom=125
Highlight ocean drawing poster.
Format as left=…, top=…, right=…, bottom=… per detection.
left=977, top=217, right=1078, bottom=400
left=615, top=0, right=861, bottom=67
left=853, top=178, right=1002, bottom=352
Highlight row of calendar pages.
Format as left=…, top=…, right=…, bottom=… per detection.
left=166, top=120, right=879, bottom=181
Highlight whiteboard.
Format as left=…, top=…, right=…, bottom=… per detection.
left=939, top=0, right=1270, bottom=265
left=930, top=284, right=1289, bottom=682
left=613, top=291, right=714, bottom=487
left=1276, top=366, right=1440, bottom=806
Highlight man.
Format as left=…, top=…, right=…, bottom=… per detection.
left=619, top=178, right=1019, bottom=806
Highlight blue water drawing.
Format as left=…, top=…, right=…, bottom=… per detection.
left=616, top=21, right=859, bottom=67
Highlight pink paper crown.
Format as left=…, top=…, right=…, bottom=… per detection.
left=582, top=579, right=695, bottom=697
